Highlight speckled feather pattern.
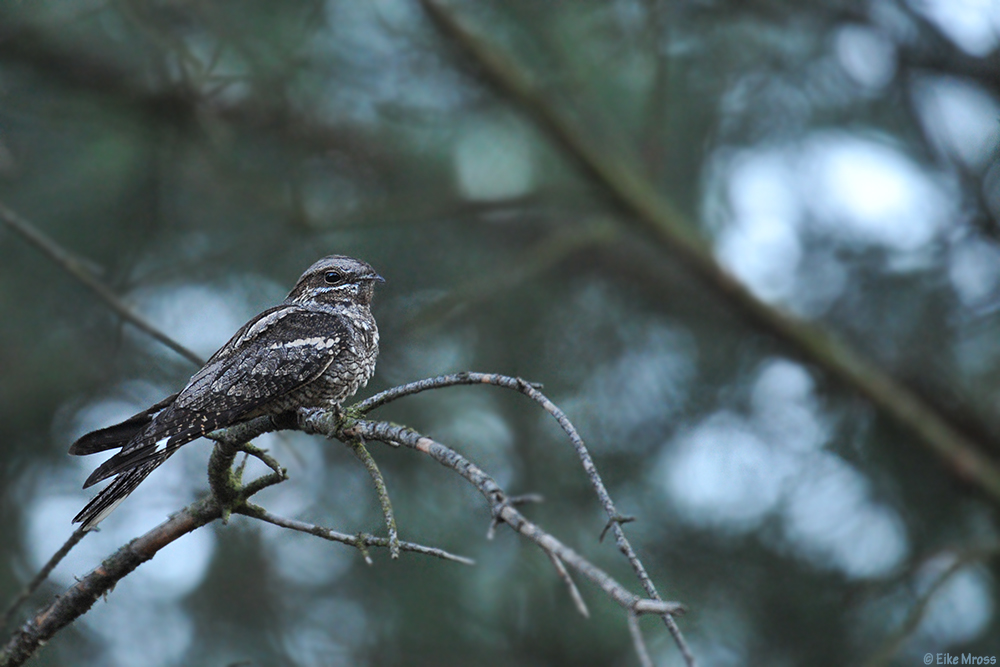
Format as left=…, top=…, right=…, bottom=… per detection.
left=70, top=256, right=381, bottom=528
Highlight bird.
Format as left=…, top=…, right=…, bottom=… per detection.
left=69, top=255, right=383, bottom=530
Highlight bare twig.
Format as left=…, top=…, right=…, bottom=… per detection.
left=627, top=612, right=655, bottom=667
left=546, top=551, right=590, bottom=618
left=487, top=493, right=543, bottom=540
left=231, top=440, right=286, bottom=478
left=1, top=527, right=87, bottom=629
left=238, top=504, right=474, bottom=565
left=0, top=200, right=203, bottom=366
left=355, top=371, right=695, bottom=663
left=416, top=0, right=1000, bottom=511
left=348, top=439, right=401, bottom=559
left=319, top=416, right=687, bottom=623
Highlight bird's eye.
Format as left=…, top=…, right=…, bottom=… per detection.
left=324, top=270, right=344, bottom=284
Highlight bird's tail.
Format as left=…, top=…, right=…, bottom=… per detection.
left=69, top=393, right=185, bottom=530
left=69, top=394, right=179, bottom=456
left=72, top=455, right=172, bottom=530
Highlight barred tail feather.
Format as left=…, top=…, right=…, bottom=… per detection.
left=73, top=456, right=171, bottom=530
left=83, top=442, right=161, bottom=488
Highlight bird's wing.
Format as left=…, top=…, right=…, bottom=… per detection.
left=82, top=306, right=352, bottom=487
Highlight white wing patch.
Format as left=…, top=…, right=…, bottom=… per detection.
left=268, top=336, right=340, bottom=350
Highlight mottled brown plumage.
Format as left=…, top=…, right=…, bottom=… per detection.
left=70, top=255, right=382, bottom=529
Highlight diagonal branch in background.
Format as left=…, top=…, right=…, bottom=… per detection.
left=0, top=200, right=203, bottom=366
left=863, top=542, right=1000, bottom=667
left=417, top=0, right=1000, bottom=503
left=404, top=220, right=617, bottom=331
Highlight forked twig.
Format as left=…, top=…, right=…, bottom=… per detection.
left=316, top=415, right=688, bottom=656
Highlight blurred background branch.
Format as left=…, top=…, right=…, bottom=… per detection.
left=0, top=201, right=203, bottom=366
left=418, top=0, right=1000, bottom=503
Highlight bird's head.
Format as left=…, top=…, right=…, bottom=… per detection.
left=286, top=255, right=384, bottom=308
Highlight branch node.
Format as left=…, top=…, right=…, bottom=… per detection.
left=600, top=513, right=636, bottom=543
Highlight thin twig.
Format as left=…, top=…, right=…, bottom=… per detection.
left=355, top=371, right=694, bottom=662
left=239, top=504, right=474, bottom=565
left=546, top=551, right=590, bottom=618
left=627, top=612, right=655, bottom=667
left=0, top=200, right=203, bottom=366
left=487, top=493, right=543, bottom=540
left=204, top=435, right=287, bottom=478
left=1, top=527, right=87, bottom=629
left=349, top=439, right=401, bottom=559
left=322, top=416, right=686, bottom=618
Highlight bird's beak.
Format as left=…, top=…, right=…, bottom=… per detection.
left=371, top=273, right=385, bottom=283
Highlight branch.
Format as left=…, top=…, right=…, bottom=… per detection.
left=0, top=430, right=293, bottom=667
left=546, top=551, right=590, bottom=618
left=0, top=496, right=221, bottom=667
left=348, top=439, right=401, bottom=559
left=2, top=412, right=434, bottom=666
left=0, top=200, right=203, bottom=366
left=416, top=0, right=1000, bottom=508
left=238, top=505, right=474, bottom=566
left=627, top=612, right=655, bottom=667
left=356, top=372, right=694, bottom=660
left=214, top=380, right=696, bottom=663
left=4, top=376, right=689, bottom=665
left=1, top=528, right=87, bottom=630
left=297, top=411, right=689, bottom=665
